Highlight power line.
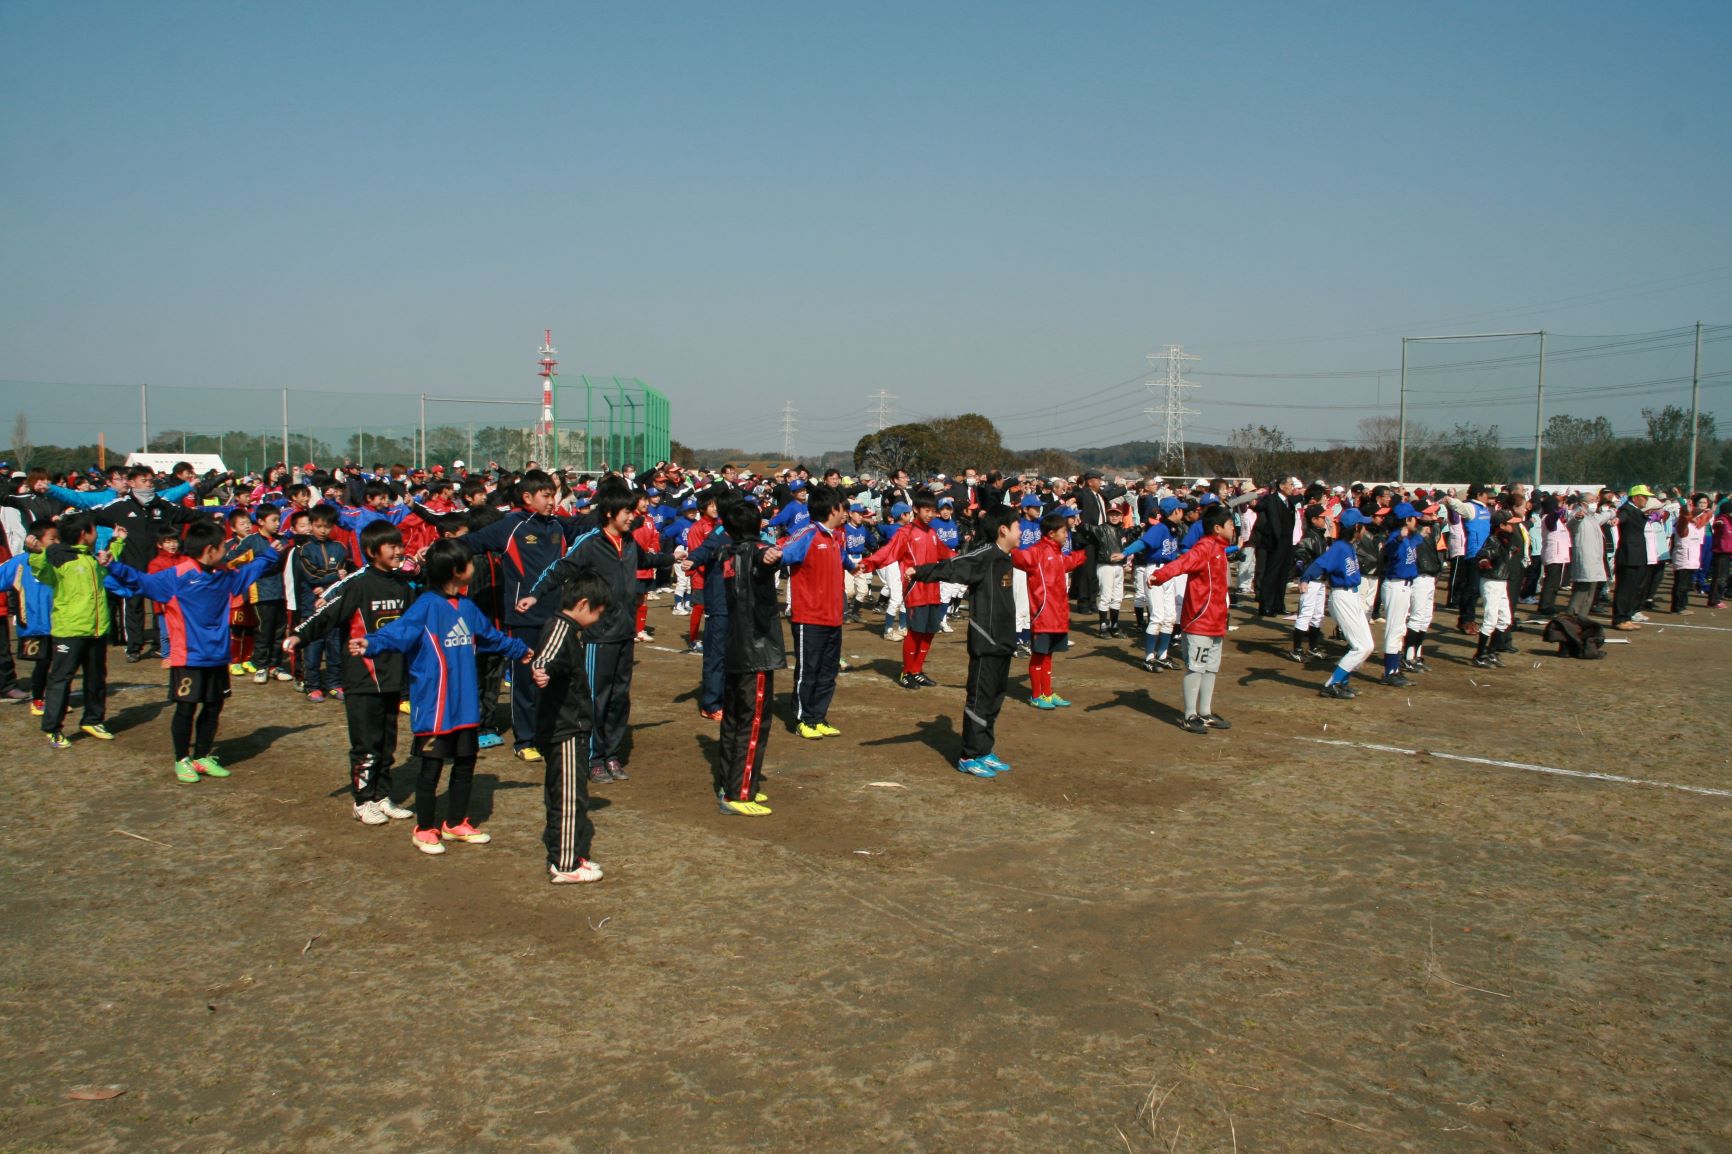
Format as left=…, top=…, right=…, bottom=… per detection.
left=1145, top=345, right=1199, bottom=474
left=868, top=390, right=897, bottom=431
left=779, top=402, right=797, bottom=458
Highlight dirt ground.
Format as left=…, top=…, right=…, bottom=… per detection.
left=3, top=588, right=1730, bottom=1154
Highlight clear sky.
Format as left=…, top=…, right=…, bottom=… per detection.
left=3, top=1, right=1730, bottom=457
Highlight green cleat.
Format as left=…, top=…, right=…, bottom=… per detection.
left=80, top=723, right=115, bottom=740
left=1047, top=694, right=1072, bottom=708
left=47, top=731, right=71, bottom=750
left=174, top=758, right=201, bottom=784
left=194, top=756, right=231, bottom=778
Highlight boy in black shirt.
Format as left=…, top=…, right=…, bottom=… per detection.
left=910, top=508, right=1020, bottom=779
left=531, top=570, right=612, bottom=884
left=713, top=501, right=785, bottom=817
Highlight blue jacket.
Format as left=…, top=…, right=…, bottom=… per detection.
left=360, top=590, right=528, bottom=735
left=663, top=514, right=696, bottom=551
left=1460, top=501, right=1492, bottom=557
left=461, top=509, right=587, bottom=628
left=1123, top=522, right=1181, bottom=567
left=1301, top=539, right=1362, bottom=589
left=768, top=500, right=811, bottom=535
left=1382, top=530, right=1422, bottom=581
left=931, top=516, right=961, bottom=551
left=842, top=522, right=877, bottom=561
left=1015, top=516, right=1044, bottom=550
left=0, top=553, right=53, bottom=637
left=685, top=528, right=734, bottom=617
left=108, top=549, right=284, bottom=667
left=293, top=538, right=351, bottom=606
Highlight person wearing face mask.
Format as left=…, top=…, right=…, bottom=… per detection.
left=91, top=466, right=220, bottom=663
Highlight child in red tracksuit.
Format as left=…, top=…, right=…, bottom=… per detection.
left=631, top=501, right=661, bottom=642
left=1150, top=506, right=1235, bottom=734
left=859, top=493, right=954, bottom=690
left=1012, top=512, right=1093, bottom=709
left=684, top=494, right=719, bottom=652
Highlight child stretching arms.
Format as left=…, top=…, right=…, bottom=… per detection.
left=530, top=570, right=612, bottom=883
left=350, top=538, right=530, bottom=855
left=1149, top=506, right=1235, bottom=734
left=1011, top=512, right=1100, bottom=709
left=104, top=521, right=286, bottom=782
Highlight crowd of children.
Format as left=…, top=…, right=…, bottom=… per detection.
left=2, top=454, right=1722, bottom=886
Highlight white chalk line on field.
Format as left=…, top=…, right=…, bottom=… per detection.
left=1299, top=737, right=1732, bottom=799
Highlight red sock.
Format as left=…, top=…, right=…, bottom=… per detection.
left=689, top=604, right=704, bottom=642
left=901, top=632, right=919, bottom=671
left=907, top=631, right=935, bottom=673
left=635, top=600, right=649, bottom=634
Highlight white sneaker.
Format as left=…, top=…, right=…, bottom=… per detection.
left=251, top=669, right=268, bottom=684
left=671, top=606, right=690, bottom=616
left=634, top=630, right=654, bottom=642
left=273, top=669, right=293, bottom=682
left=375, top=796, right=414, bottom=820
left=939, top=620, right=955, bottom=633
left=1632, top=612, right=1651, bottom=623
left=353, top=800, right=388, bottom=826
left=550, top=859, right=604, bottom=884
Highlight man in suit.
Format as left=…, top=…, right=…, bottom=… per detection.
left=1250, top=477, right=1301, bottom=617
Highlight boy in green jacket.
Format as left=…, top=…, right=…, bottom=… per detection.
left=26, top=514, right=116, bottom=748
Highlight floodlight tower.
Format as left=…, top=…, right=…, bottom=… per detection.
left=536, top=329, right=558, bottom=464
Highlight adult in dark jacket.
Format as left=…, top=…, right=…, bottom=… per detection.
left=92, top=467, right=218, bottom=660
left=519, top=488, right=677, bottom=781
left=1610, top=486, right=1656, bottom=629
left=1072, top=472, right=1125, bottom=609
left=1249, top=478, right=1300, bottom=616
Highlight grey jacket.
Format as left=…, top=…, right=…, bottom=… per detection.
left=1569, top=508, right=1614, bottom=582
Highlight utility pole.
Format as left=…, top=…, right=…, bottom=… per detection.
left=1144, top=345, right=1199, bottom=475
left=868, top=390, right=898, bottom=431
left=1688, top=321, right=1703, bottom=494
left=780, top=402, right=798, bottom=460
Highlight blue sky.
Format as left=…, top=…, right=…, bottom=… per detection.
left=3, top=1, right=1730, bottom=457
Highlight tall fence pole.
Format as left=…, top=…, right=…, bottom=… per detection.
left=1533, top=331, right=1546, bottom=491
left=140, top=383, right=149, bottom=453
left=1397, top=338, right=1408, bottom=485
left=1688, top=320, right=1703, bottom=494
left=281, top=388, right=290, bottom=471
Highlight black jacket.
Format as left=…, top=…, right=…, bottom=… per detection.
left=913, top=543, right=1015, bottom=658
left=1475, top=532, right=1527, bottom=583
left=292, top=566, right=414, bottom=693
left=719, top=539, right=787, bottom=674
left=1355, top=526, right=1387, bottom=578
left=532, top=613, right=594, bottom=746
left=92, top=495, right=214, bottom=569
left=1416, top=526, right=1444, bottom=576
left=1293, top=525, right=1329, bottom=576
left=1614, top=503, right=1650, bottom=569
left=1251, top=490, right=1296, bottom=552
left=529, top=526, right=675, bottom=645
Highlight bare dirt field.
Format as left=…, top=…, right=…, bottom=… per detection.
left=3, top=593, right=1730, bottom=1153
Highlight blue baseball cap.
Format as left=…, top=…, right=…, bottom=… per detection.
left=1391, top=502, right=1419, bottom=520
left=680, top=498, right=698, bottom=511
left=1158, top=496, right=1181, bottom=515
left=788, top=479, right=806, bottom=492
left=1198, top=493, right=1219, bottom=506
left=889, top=502, right=911, bottom=517
left=848, top=503, right=868, bottom=513
left=1019, top=494, right=1043, bottom=509
left=1339, top=508, right=1370, bottom=528
left=937, top=496, right=954, bottom=507
left=1061, top=504, right=1082, bottom=517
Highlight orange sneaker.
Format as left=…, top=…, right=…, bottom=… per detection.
left=440, top=820, right=492, bottom=845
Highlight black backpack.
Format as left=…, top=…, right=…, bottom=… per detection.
left=1543, top=613, right=1605, bottom=660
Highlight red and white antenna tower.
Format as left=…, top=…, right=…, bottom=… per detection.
left=536, top=329, right=557, bottom=463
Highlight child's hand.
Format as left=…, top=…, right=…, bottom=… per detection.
left=764, top=547, right=782, bottom=565
left=1108, top=552, right=1125, bottom=563
left=532, top=667, right=550, bottom=687
left=515, top=595, right=538, bottom=614
left=281, top=635, right=299, bottom=655
left=95, top=550, right=113, bottom=565
left=677, top=559, right=693, bottom=572
left=347, top=638, right=369, bottom=655
left=518, top=650, right=535, bottom=664
left=111, top=526, right=128, bottom=540
left=22, top=534, right=39, bottom=552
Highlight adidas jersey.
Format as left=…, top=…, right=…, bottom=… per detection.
left=360, top=590, right=528, bottom=735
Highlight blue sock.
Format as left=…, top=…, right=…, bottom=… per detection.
left=1329, top=666, right=1349, bottom=686
left=1383, top=653, right=1400, bottom=675
left=1143, top=633, right=1157, bottom=656
left=1156, top=632, right=1171, bottom=658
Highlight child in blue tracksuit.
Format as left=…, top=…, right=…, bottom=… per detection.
left=294, top=505, right=352, bottom=699
left=1302, top=509, right=1374, bottom=698
left=352, top=538, right=530, bottom=855
left=0, top=519, right=58, bottom=709
left=105, top=520, right=285, bottom=783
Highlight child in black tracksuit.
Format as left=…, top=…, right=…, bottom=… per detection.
left=285, top=520, right=416, bottom=825
left=531, top=571, right=611, bottom=884
left=910, top=507, right=1020, bottom=779
left=714, top=500, right=787, bottom=817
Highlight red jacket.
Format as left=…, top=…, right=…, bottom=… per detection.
left=685, top=517, right=715, bottom=589
left=632, top=519, right=661, bottom=580
left=1010, top=538, right=1089, bottom=633
left=1151, top=534, right=1229, bottom=637
left=783, top=523, right=846, bottom=627
left=863, top=521, right=954, bottom=607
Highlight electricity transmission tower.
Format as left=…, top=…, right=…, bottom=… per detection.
left=868, top=390, right=898, bottom=431
left=780, top=402, right=798, bottom=459
left=1143, top=345, right=1199, bottom=474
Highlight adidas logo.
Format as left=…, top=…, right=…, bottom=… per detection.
left=443, top=618, right=473, bottom=649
